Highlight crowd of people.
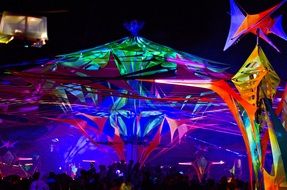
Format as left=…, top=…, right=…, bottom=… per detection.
left=0, top=161, right=249, bottom=190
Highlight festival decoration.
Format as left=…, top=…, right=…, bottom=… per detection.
left=0, top=36, right=234, bottom=170
left=224, top=0, right=287, bottom=52
left=0, top=4, right=285, bottom=188
left=223, top=0, right=287, bottom=187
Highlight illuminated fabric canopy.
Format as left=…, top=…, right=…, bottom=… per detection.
left=232, top=45, right=280, bottom=106
left=223, top=0, right=287, bottom=188
left=0, top=36, right=239, bottom=169
left=2, top=34, right=286, bottom=185
left=224, top=0, right=287, bottom=52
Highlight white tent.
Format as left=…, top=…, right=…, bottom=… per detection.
left=0, top=12, right=48, bottom=46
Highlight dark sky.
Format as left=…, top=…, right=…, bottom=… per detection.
left=0, top=0, right=287, bottom=80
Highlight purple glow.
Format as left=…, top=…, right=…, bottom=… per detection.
left=166, top=57, right=205, bottom=69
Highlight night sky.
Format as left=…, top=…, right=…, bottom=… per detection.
left=0, top=0, right=287, bottom=80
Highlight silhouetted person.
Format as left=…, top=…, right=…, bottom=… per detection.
left=30, top=172, right=49, bottom=190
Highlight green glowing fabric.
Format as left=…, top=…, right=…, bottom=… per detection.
left=54, top=37, right=178, bottom=76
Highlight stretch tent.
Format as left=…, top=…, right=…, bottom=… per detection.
left=0, top=36, right=260, bottom=177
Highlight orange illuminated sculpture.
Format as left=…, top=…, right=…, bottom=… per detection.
left=224, top=0, right=287, bottom=52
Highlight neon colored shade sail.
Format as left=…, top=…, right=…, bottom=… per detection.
left=232, top=45, right=280, bottom=105
left=0, top=36, right=233, bottom=167
left=224, top=0, right=287, bottom=52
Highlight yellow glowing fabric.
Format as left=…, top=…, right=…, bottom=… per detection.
left=232, top=45, right=283, bottom=189
left=0, top=34, right=13, bottom=44
left=232, top=45, right=280, bottom=106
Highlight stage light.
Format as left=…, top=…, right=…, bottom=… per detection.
left=178, top=162, right=192, bottom=166
left=18, top=157, right=33, bottom=161
left=82, top=160, right=96, bottom=163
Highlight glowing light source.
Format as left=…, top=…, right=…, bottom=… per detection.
left=178, top=162, right=192, bottom=166
left=211, top=160, right=225, bottom=165
left=82, top=159, right=96, bottom=163
left=18, top=157, right=33, bottom=161
left=166, top=57, right=205, bottom=68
